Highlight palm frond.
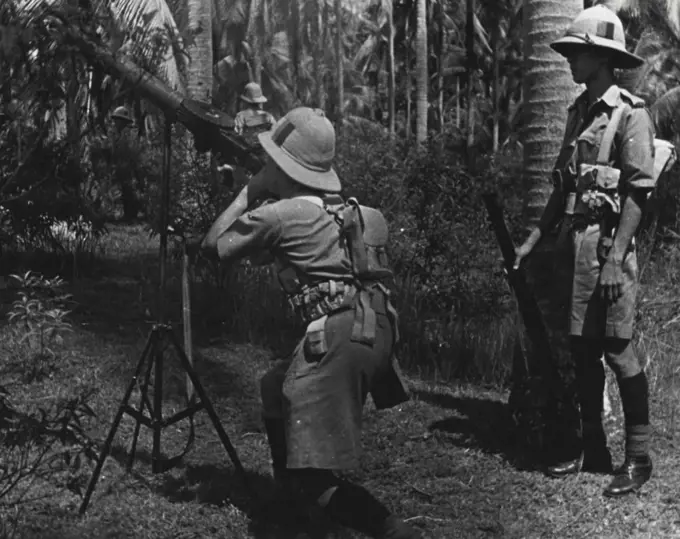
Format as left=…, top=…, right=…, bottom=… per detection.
left=99, top=0, right=186, bottom=91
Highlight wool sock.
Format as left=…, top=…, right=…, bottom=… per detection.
left=263, top=417, right=287, bottom=469
left=618, top=372, right=650, bottom=457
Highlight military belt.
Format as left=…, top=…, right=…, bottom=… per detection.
left=288, top=279, right=400, bottom=346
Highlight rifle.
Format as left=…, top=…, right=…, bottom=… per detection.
left=62, top=25, right=265, bottom=175
left=482, top=193, right=563, bottom=398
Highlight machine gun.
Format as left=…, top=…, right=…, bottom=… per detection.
left=63, top=25, right=265, bottom=175
left=482, top=193, right=563, bottom=399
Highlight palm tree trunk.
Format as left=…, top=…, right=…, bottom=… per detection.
left=517, top=0, right=583, bottom=459
left=437, top=2, right=445, bottom=135
left=455, top=76, right=460, bottom=128
left=387, top=0, right=395, bottom=136
left=492, top=23, right=500, bottom=153
left=405, top=12, right=412, bottom=140
left=335, top=0, right=343, bottom=131
left=246, top=0, right=264, bottom=85
left=522, top=0, right=582, bottom=230
left=186, top=0, right=214, bottom=102
left=466, top=0, right=475, bottom=167
left=415, top=0, right=428, bottom=143
left=316, top=0, right=326, bottom=109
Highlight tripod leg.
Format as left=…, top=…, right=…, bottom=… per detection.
left=167, top=331, right=251, bottom=493
left=127, top=344, right=156, bottom=471
left=79, top=335, right=154, bottom=514
left=152, top=335, right=165, bottom=474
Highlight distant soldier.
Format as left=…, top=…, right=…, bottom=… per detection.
left=233, top=82, right=276, bottom=138
left=111, top=105, right=134, bottom=135
left=217, top=83, right=276, bottom=187
left=109, top=105, right=144, bottom=220
left=515, top=6, right=655, bottom=497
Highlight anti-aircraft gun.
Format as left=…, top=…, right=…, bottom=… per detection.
left=62, top=25, right=265, bottom=176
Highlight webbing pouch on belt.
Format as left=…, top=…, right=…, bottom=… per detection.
left=304, top=315, right=329, bottom=357
left=351, top=290, right=376, bottom=345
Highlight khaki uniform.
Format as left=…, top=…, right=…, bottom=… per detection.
left=233, top=109, right=276, bottom=138
left=216, top=196, right=400, bottom=470
left=552, top=85, right=656, bottom=340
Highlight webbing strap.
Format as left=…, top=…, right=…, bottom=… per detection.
left=596, top=104, right=626, bottom=166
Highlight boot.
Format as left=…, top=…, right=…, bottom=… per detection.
left=581, top=422, right=612, bottom=474
left=378, top=515, right=422, bottom=539
left=547, top=423, right=611, bottom=477
left=323, top=481, right=421, bottom=539
left=604, top=455, right=653, bottom=497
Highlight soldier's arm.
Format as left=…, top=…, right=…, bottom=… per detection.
left=212, top=203, right=282, bottom=262
left=608, top=107, right=656, bottom=264
left=202, top=163, right=274, bottom=251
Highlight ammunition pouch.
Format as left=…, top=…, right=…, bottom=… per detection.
left=289, top=280, right=354, bottom=325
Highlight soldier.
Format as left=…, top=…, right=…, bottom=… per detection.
left=514, top=5, right=654, bottom=497
left=233, top=82, right=276, bottom=138
left=217, top=83, right=276, bottom=187
left=111, top=105, right=134, bottom=134
left=199, top=107, right=420, bottom=538
left=108, top=105, right=145, bottom=220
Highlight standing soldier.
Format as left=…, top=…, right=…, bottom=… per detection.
left=199, top=107, right=420, bottom=538
left=218, top=83, right=276, bottom=187
left=109, top=105, right=144, bottom=220
left=514, top=5, right=654, bottom=497
left=233, top=82, right=276, bottom=138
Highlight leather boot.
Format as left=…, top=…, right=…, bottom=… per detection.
left=604, top=455, right=653, bottom=497
left=547, top=454, right=583, bottom=478
left=581, top=422, right=612, bottom=474
left=323, top=481, right=421, bottom=538
left=547, top=426, right=612, bottom=477
left=378, top=515, right=422, bottom=539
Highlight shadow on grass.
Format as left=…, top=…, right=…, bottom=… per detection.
left=412, top=389, right=541, bottom=473
left=158, top=464, right=339, bottom=539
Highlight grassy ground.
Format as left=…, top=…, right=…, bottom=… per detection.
left=2, top=224, right=680, bottom=539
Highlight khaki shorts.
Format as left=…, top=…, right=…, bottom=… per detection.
left=570, top=224, right=638, bottom=339
left=261, top=308, right=394, bottom=470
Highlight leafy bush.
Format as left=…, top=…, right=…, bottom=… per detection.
left=2, top=272, right=73, bottom=382
left=0, top=384, right=96, bottom=535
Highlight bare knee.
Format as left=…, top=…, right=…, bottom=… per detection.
left=603, top=338, right=641, bottom=380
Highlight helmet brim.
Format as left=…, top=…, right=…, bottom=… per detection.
left=240, top=94, right=268, bottom=104
left=550, top=36, right=644, bottom=69
left=112, top=115, right=133, bottom=124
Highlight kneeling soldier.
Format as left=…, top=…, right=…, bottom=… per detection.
left=200, top=107, right=421, bottom=538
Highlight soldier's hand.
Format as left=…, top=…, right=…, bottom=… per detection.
left=513, top=243, right=533, bottom=270
left=599, top=260, right=624, bottom=303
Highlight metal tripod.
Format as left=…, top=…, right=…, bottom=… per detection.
left=79, top=117, right=248, bottom=514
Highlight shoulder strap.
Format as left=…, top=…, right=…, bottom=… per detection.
left=596, top=104, right=626, bottom=166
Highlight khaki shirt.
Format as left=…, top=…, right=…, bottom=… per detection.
left=216, top=197, right=354, bottom=287
left=233, top=108, right=276, bottom=137
left=554, top=84, right=656, bottom=197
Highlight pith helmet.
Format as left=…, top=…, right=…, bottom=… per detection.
left=258, top=107, right=341, bottom=193
left=111, top=105, right=133, bottom=124
left=240, top=82, right=267, bottom=104
left=550, top=5, right=644, bottom=69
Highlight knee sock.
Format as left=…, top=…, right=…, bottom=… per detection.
left=263, top=417, right=287, bottom=469
left=618, top=372, right=650, bottom=457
